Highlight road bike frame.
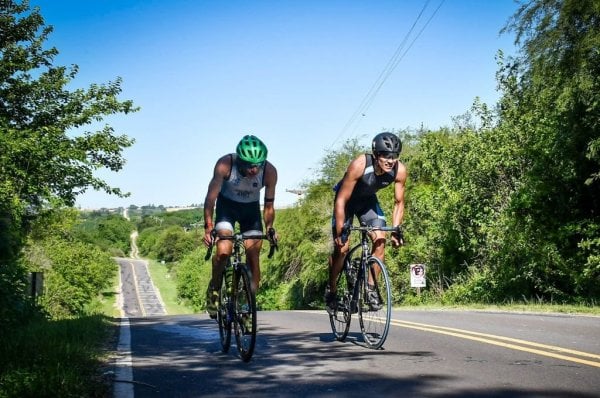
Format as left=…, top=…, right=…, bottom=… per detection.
left=205, top=229, right=277, bottom=362
left=329, top=224, right=401, bottom=349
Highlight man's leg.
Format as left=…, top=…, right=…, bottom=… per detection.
left=206, top=237, right=232, bottom=318
left=366, top=231, right=386, bottom=310
left=245, top=239, right=262, bottom=294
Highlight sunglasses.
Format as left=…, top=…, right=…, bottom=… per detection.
left=238, top=160, right=264, bottom=169
left=377, top=152, right=398, bottom=160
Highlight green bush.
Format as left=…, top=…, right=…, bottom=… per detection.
left=175, top=247, right=211, bottom=311
left=441, top=267, right=497, bottom=305
left=36, top=238, right=117, bottom=319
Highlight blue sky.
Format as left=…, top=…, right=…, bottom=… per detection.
left=29, top=0, right=519, bottom=209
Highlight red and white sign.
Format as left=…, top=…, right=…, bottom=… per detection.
left=410, top=264, right=426, bottom=288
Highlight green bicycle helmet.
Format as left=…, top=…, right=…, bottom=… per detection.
left=236, top=135, right=268, bottom=164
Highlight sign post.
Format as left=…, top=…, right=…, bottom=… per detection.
left=409, top=264, right=426, bottom=295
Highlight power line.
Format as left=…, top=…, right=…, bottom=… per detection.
left=337, top=0, right=432, bottom=142
left=289, top=1, right=445, bottom=193
left=361, top=0, right=445, bottom=114
left=332, top=0, right=445, bottom=148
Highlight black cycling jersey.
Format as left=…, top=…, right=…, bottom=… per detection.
left=331, top=154, right=397, bottom=237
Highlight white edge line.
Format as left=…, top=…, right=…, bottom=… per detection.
left=114, top=260, right=134, bottom=398
left=114, top=317, right=134, bottom=398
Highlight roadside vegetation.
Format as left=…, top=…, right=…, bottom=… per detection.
left=1, top=1, right=598, bottom=397
left=1, top=1, right=137, bottom=396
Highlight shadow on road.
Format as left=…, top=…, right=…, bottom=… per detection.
left=113, top=315, right=595, bottom=398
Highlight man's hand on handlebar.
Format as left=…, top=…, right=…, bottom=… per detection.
left=203, top=228, right=216, bottom=247
left=267, top=227, right=278, bottom=246
left=390, top=226, right=404, bottom=248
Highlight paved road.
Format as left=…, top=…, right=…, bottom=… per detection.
left=113, top=240, right=599, bottom=397
left=113, top=308, right=600, bottom=397
left=116, top=257, right=166, bottom=317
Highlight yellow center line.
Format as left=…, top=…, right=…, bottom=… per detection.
left=308, top=310, right=600, bottom=367
left=390, top=319, right=600, bottom=368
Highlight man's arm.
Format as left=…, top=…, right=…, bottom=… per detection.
left=203, top=155, right=230, bottom=231
left=334, top=155, right=365, bottom=237
left=391, top=162, right=407, bottom=246
left=262, top=161, right=278, bottom=230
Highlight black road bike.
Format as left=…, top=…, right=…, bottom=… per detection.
left=205, top=229, right=277, bottom=362
left=329, top=224, right=401, bottom=349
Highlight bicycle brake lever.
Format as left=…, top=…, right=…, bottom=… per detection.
left=204, top=245, right=213, bottom=261
left=268, top=244, right=277, bottom=259
left=204, top=229, right=217, bottom=261
left=267, top=228, right=278, bottom=258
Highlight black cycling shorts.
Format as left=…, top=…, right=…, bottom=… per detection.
left=215, top=193, right=263, bottom=233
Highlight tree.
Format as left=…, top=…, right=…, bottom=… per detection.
left=73, top=213, right=134, bottom=256
left=155, top=226, right=199, bottom=263
left=497, top=0, right=600, bottom=299
left=1, top=0, right=138, bottom=330
left=0, top=0, right=138, bottom=262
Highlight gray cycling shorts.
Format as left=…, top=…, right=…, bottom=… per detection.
left=331, top=194, right=386, bottom=238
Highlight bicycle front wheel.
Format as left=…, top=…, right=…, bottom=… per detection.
left=233, top=264, right=257, bottom=362
left=358, top=256, right=392, bottom=349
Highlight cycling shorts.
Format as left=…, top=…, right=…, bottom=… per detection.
left=215, top=193, right=263, bottom=234
left=331, top=194, right=386, bottom=238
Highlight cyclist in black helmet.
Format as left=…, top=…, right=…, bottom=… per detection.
left=325, top=132, right=406, bottom=314
left=203, top=134, right=278, bottom=318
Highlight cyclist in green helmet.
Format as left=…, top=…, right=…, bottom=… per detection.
left=203, top=135, right=278, bottom=318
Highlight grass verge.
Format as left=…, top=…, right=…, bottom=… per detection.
left=0, top=314, right=116, bottom=398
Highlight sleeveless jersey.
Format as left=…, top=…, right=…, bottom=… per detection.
left=338, top=154, right=397, bottom=202
left=219, top=154, right=265, bottom=203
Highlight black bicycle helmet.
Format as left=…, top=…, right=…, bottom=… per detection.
left=372, top=132, right=401, bottom=156
left=236, top=135, right=268, bottom=164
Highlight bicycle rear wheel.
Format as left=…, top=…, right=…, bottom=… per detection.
left=329, top=258, right=352, bottom=341
left=217, top=266, right=232, bottom=353
left=233, top=264, right=257, bottom=362
left=358, top=256, right=392, bottom=349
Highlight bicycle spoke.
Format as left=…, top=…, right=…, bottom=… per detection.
left=234, top=266, right=256, bottom=362
left=358, top=256, right=392, bottom=349
left=207, top=231, right=276, bottom=361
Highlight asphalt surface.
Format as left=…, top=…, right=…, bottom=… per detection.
left=117, top=257, right=166, bottom=317
left=112, top=233, right=599, bottom=397
left=111, top=276, right=600, bottom=398
left=116, top=311, right=600, bottom=397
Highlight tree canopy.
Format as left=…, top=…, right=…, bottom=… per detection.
left=1, top=0, right=138, bottom=330
left=1, top=0, right=138, bottom=262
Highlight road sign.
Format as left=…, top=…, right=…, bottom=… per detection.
left=410, top=264, right=426, bottom=288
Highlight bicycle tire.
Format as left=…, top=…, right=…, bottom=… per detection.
left=329, top=257, right=352, bottom=341
left=217, top=264, right=232, bottom=353
left=358, top=256, right=392, bottom=349
left=233, top=264, right=257, bottom=362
